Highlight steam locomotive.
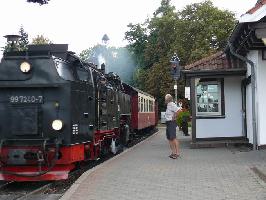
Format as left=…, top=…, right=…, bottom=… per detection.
left=0, top=44, right=157, bottom=181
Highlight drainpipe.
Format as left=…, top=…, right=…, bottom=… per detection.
left=241, top=80, right=247, bottom=137
left=228, top=42, right=258, bottom=150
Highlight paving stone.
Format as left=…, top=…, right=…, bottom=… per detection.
left=61, top=127, right=266, bottom=200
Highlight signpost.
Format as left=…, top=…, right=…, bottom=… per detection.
left=170, top=53, right=180, bottom=103
left=185, top=87, right=190, bottom=100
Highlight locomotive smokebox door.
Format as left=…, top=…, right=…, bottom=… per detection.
left=11, top=106, right=39, bottom=135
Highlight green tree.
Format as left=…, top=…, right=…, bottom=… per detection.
left=124, top=0, right=236, bottom=110
left=2, top=42, right=19, bottom=53
left=18, top=25, right=29, bottom=51
left=176, top=1, right=236, bottom=64
left=125, top=23, right=148, bottom=68
left=153, top=0, right=175, bottom=17
left=27, top=0, right=49, bottom=5
left=79, top=48, right=93, bottom=62
left=32, top=35, right=52, bottom=45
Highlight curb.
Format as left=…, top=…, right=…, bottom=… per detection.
left=60, top=128, right=162, bottom=200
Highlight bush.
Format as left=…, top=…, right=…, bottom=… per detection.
left=176, top=110, right=190, bottom=127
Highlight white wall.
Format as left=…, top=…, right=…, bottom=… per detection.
left=196, top=77, right=243, bottom=138
left=257, top=51, right=266, bottom=145
left=237, top=50, right=266, bottom=146
left=246, top=51, right=258, bottom=144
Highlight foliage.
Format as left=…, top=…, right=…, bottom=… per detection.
left=79, top=48, right=93, bottom=62
left=32, top=35, right=52, bottom=45
left=79, top=44, right=136, bottom=84
left=124, top=0, right=236, bottom=111
left=18, top=25, right=29, bottom=51
left=27, top=0, right=49, bottom=5
left=125, top=23, right=148, bottom=68
left=176, top=1, right=236, bottom=64
left=2, top=43, right=18, bottom=52
left=176, top=110, right=190, bottom=128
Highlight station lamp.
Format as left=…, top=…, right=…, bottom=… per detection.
left=170, top=53, right=180, bottom=80
left=102, top=34, right=110, bottom=45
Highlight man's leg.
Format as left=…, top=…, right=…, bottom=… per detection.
left=173, top=139, right=180, bottom=155
left=168, top=140, right=175, bottom=155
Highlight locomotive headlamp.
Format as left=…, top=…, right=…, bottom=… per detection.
left=52, top=119, right=63, bottom=131
left=20, top=62, right=31, bottom=73
left=54, top=102, right=60, bottom=108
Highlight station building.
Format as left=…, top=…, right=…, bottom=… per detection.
left=183, top=1, right=266, bottom=149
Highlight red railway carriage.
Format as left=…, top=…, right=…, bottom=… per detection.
left=123, top=84, right=157, bottom=131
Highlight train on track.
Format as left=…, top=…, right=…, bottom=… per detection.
left=0, top=44, right=158, bottom=181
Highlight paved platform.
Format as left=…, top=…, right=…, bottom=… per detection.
left=61, top=127, right=266, bottom=200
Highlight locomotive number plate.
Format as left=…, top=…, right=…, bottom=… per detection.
left=9, top=95, right=43, bottom=104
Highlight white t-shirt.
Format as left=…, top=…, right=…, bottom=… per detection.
left=165, top=102, right=179, bottom=121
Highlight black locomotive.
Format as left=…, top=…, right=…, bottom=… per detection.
left=0, top=44, right=132, bottom=181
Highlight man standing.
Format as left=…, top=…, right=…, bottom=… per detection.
left=165, top=94, right=180, bottom=159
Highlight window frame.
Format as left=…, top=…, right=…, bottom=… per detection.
left=76, top=65, right=93, bottom=84
left=138, top=96, right=141, bottom=112
left=54, top=59, right=75, bottom=81
left=141, top=97, right=143, bottom=113
left=195, top=78, right=225, bottom=117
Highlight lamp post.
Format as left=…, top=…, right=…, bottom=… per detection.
left=170, top=53, right=180, bottom=103
left=102, top=34, right=110, bottom=45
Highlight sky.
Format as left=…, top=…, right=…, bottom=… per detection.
left=0, top=0, right=258, bottom=56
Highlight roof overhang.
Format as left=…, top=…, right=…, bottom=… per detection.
left=240, top=4, right=266, bottom=23
left=182, top=68, right=247, bottom=78
left=225, top=22, right=266, bottom=55
left=225, top=2, right=266, bottom=54
left=122, top=82, right=154, bottom=98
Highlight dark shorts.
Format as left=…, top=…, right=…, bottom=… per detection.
left=166, top=121, right=177, bottom=140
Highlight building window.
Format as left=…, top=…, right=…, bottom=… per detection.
left=196, top=78, right=224, bottom=116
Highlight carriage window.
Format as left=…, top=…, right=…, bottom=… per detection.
left=138, top=97, right=141, bottom=112
left=140, top=97, right=143, bottom=112
left=143, top=99, right=146, bottom=112
left=55, top=61, right=74, bottom=81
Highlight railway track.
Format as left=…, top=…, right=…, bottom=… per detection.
left=0, top=181, right=53, bottom=200
left=0, top=181, right=13, bottom=190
